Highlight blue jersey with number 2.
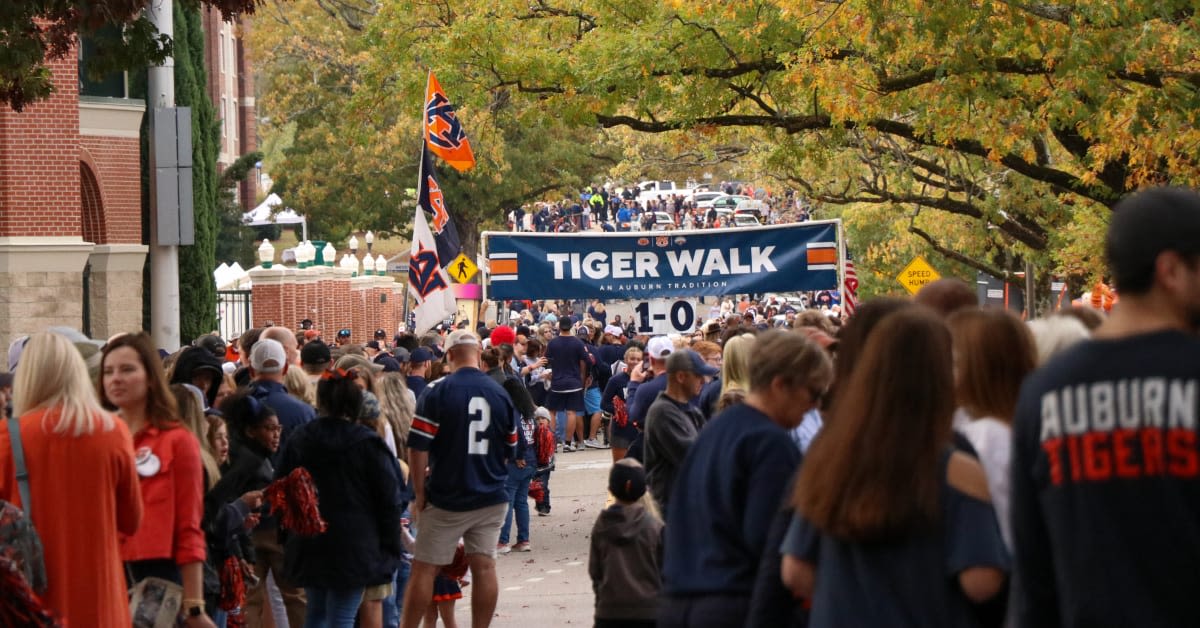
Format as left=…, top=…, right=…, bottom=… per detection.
left=409, top=367, right=518, bottom=511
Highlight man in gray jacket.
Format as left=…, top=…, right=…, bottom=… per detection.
left=643, top=349, right=717, bottom=518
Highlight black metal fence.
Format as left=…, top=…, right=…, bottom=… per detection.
left=216, top=290, right=253, bottom=341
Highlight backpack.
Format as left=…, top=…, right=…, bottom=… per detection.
left=0, top=416, right=54, bottom=628
left=1, top=417, right=46, bottom=594
left=0, top=501, right=46, bottom=593
left=534, top=423, right=556, bottom=468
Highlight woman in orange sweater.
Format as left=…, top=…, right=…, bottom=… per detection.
left=100, top=332, right=217, bottom=628
left=0, top=331, right=142, bottom=626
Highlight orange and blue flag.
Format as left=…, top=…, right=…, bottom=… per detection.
left=419, top=143, right=462, bottom=266
left=424, top=72, right=476, bottom=172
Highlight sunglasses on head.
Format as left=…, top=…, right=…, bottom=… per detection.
left=337, top=329, right=352, bottom=338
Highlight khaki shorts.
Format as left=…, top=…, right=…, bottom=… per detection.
left=414, top=502, right=508, bottom=565
left=363, top=583, right=393, bottom=601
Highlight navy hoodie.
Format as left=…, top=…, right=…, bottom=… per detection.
left=276, top=416, right=403, bottom=588
left=662, top=403, right=800, bottom=596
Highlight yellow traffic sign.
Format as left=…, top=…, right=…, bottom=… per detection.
left=449, top=253, right=478, bottom=283
left=896, top=256, right=941, bottom=295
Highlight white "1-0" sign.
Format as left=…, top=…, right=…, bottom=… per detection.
left=607, top=299, right=699, bottom=335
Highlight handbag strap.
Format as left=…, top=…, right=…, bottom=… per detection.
left=6, top=414, right=32, bottom=519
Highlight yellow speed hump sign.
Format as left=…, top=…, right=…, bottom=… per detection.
left=896, top=256, right=941, bottom=295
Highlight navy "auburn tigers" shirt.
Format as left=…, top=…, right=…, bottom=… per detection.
left=1011, top=330, right=1200, bottom=627
left=409, top=367, right=518, bottom=512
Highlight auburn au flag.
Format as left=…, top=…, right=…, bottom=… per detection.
left=484, top=221, right=842, bottom=300
left=409, top=206, right=457, bottom=335
left=424, top=72, right=476, bottom=172
left=419, top=143, right=462, bottom=265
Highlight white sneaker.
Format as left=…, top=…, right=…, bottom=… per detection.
left=497, top=543, right=511, bottom=555
left=583, top=438, right=607, bottom=449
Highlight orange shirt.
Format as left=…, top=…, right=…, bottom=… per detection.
left=0, top=407, right=142, bottom=628
left=119, top=424, right=207, bottom=566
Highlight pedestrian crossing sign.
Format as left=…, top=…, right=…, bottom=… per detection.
left=449, top=253, right=478, bottom=283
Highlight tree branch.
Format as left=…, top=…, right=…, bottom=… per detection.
left=596, top=112, right=1119, bottom=205
left=909, top=224, right=1012, bottom=280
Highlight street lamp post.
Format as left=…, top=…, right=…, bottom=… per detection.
left=365, top=230, right=375, bottom=255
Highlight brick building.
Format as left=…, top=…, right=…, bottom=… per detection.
left=0, top=17, right=258, bottom=357
left=0, top=50, right=146, bottom=354
left=203, top=9, right=258, bottom=209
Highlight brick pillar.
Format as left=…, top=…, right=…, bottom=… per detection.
left=330, top=267, right=353, bottom=337
left=249, top=266, right=288, bottom=327
left=293, top=267, right=321, bottom=331
left=350, top=276, right=373, bottom=343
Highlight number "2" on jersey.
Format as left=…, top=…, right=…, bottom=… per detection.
left=468, top=397, right=491, bottom=455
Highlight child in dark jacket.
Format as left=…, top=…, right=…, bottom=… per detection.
left=588, top=459, right=662, bottom=628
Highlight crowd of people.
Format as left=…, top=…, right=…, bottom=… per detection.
left=1, top=186, right=1199, bottom=628
left=505, top=183, right=810, bottom=233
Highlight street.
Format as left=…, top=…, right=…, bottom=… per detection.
left=456, top=448, right=613, bottom=627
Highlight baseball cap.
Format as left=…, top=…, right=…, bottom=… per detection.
left=604, top=325, right=624, bottom=336
left=646, top=336, right=675, bottom=360
left=666, top=349, right=719, bottom=377
left=509, top=310, right=522, bottom=321
left=374, top=328, right=388, bottom=339
left=301, top=340, right=331, bottom=366
left=534, top=407, right=552, bottom=421
left=608, top=459, right=647, bottom=503
left=194, top=335, right=227, bottom=359
left=303, top=329, right=321, bottom=341
left=446, top=329, right=480, bottom=351
left=250, top=338, right=288, bottom=374
left=410, top=347, right=434, bottom=363
left=489, top=325, right=516, bottom=347
left=391, top=347, right=411, bottom=363
left=365, top=340, right=382, bottom=351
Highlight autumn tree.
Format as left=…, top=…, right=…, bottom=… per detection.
left=250, top=0, right=622, bottom=254
left=2, top=0, right=261, bottom=110
left=358, top=0, right=1198, bottom=292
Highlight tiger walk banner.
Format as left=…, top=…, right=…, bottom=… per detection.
left=482, top=221, right=844, bottom=301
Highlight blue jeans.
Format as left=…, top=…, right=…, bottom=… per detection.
left=533, top=467, right=552, bottom=514
left=500, top=462, right=536, bottom=544
left=304, top=587, right=365, bottom=628
left=555, top=410, right=567, bottom=443
left=211, top=609, right=227, bottom=628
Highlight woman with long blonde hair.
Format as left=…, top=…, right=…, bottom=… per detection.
left=0, top=331, right=142, bottom=626
left=717, top=333, right=755, bottom=411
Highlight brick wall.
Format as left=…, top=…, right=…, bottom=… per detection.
left=80, top=137, right=141, bottom=244
left=0, top=54, right=82, bottom=237
left=249, top=268, right=411, bottom=343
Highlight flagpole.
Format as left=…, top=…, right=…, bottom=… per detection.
left=403, top=95, right=429, bottom=331
left=837, top=218, right=847, bottom=295
left=481, top=231, right=489, bottom=321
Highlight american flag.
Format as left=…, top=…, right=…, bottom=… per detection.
left=843, top=249, right=859, bottom=316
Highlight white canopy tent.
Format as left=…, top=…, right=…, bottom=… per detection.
left=243, top=193, right=307, bottom=241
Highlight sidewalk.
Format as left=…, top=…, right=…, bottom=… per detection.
left=458, top=447, right=614, bottom=626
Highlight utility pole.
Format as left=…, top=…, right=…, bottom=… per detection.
left=147, top=0, right=181, bottom=350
